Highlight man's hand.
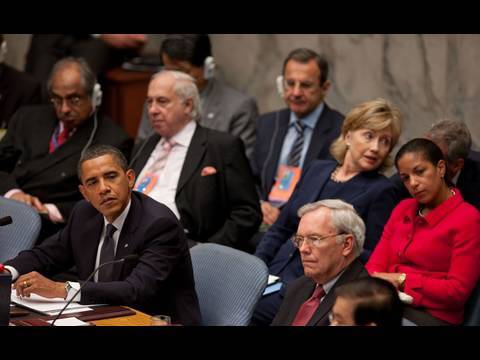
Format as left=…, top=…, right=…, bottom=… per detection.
left=371, top=272, right=404, bottom=290
left=99, top=34, right=146, bottom=49
left=10, top=191, right=49, bottom=214
left=13, top=271, right=66, bottom=299
left=261, top=201, right=281, bottom=225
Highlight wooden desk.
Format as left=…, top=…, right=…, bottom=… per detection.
left=93, top=307, right=151, bottom=326
left=103, top=67, right=153, bottom=139
left=10, top=304, right=153, bottom=326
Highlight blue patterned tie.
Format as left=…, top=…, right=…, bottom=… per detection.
left=287, top=120, right=305, bottom=167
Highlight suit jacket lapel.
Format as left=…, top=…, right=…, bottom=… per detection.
left=286, top=278, right=317, bottom=325
left=21, top=116, right=94, bottom=182
left=176, top=125, right=207, bottom=194
left=309, top=258, right=367, bottom=326
left=263, top=109, right=290, bottom=196
left=112, top=194, right=141, bottom=280
left=304, top=104, right=336, bottom=165
left=79, top=213, right=104, bottom=279
left=131, top=134, right=161, bottom=174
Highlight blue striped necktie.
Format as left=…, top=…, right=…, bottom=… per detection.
left=287, top=120, right=305, bottom=167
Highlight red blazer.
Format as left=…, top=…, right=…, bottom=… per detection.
left=366, top=189, right=480, bottom=324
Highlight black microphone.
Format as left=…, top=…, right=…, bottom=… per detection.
left=0, top=216, right=12, bottom=227
left=50, top=254, right=139, bottom=326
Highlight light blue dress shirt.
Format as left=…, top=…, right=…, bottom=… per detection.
left=277, top=102, right=325, bottom=170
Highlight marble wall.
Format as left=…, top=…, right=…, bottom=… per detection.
left=211, top=34, right=480, bottom=151
left=5, top=34, right=480, bottom=151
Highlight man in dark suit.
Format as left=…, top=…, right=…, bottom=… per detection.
left=4, top=145, right=201, bottom=325
left=0, top=35, right=42, bottom=132
left=391, top=120, right=480, bottom=210
left=251, top=48, right=344, bottom=233
left=136, top=34, right=258, bottom=159
left=271, top=199, right=369, bottom=326
left=0, top=57, right=133, bottom=241
left=130, top=70, right=261, bottom=249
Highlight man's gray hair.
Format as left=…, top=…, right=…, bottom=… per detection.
left=426, top=119, right=472, bottom=163
left=47, top=57, right=96, bottom=96
left=151, top=70, right=202, bottom=121
left=298, top=199, right=365, bottom=256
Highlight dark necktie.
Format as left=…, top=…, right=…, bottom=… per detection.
left=286, top=120, right=305, bottom=167
left=98, top=224, right=117, bottom=282
left=291, top=285, right=325, bottom=326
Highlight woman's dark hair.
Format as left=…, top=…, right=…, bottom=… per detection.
left=335, top=277, right=404, bottom=326
left=394, top=138, right=445, bottom=169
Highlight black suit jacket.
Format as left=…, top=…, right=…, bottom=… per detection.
left=251, top=104, right=344, bottom=200
left=5, top=191, right=202, bottom=325
left=272, top=258, right=369, bottom=326
left=130, top=124, right=262, bottom=248
left=0, top=64, right=42, bottom=129
left=0, top=105, right=133, bottom=219
left=391, top=150, right=480, bottom=211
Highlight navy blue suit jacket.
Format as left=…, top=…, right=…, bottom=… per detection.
left=6, top=191, right=201, bottom=325
left=251, top=104, right=343, bottom=200
left=255, top=160, right=398, bottom=289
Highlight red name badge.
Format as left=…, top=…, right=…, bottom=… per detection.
left=268, top=165, right=301, bottom=205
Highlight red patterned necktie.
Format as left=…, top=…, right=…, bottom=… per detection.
left=49, top=125, right=71, bottom=153
left=291, top=285, right=325, bottom=326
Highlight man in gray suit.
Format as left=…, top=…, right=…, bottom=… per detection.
left=136, top=34, right=258, bottom=159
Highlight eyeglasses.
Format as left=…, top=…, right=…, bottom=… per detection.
left=50, top=94, right=87, bottom=108
left=283, top=79, right=319, bottom=92
left=290, top=233, right=345, bottom=248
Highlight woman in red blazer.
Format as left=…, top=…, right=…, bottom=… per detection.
left=366, top=138, right=480, bottom=325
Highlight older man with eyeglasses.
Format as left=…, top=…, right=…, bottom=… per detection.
left=271, top=199, right=369, bottom=326
left=0, top=57, right=132, bottom=243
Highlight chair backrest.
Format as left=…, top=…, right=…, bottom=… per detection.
left=0, top=197, right=41, bottom=263
left=190, top=243, right=268, bottom=326
left=464, top=281, right=480, bottom=326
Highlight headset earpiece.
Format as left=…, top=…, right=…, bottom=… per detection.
left=204, top=56, right=215, bottom=80
left=91, top=83, right=103, bottom=110
left=0, top=41, right=7, bottom=64
left=276, top=75, right=285, bottom=98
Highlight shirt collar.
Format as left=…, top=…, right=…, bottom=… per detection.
left=452, top=169, right=461, bottom=186
left=319, top=268, right=343, bottom=295
left=289, top=102, right=324, bottom=130
left=164, top=120, right=197, bottom=148
left=415, top=188, right=464, bottom=226
left=103, top=198, right=131, bottom=233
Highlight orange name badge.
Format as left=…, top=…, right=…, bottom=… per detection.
left=134, top=173, right=159, bottom=194
left=268, top=165, right=301, bottom=205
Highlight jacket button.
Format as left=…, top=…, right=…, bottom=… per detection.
left=60, top=172, right=66, bottom=177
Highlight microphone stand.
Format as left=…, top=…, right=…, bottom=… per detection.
left=50, top=258, right=126, bottom=326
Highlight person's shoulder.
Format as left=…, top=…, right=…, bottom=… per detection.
left=2, top=64, right=40, bottom=88
left=10, top=104, right=53, bottom=122
left=324, top=102, right=344, bottom=117
left=200, top=125, right=242, bottom=147
left=214, top=79, right=255, bottom=103
left=257, top=108, right=290, bottom=122
left=132, top=191, right=180, bottom=223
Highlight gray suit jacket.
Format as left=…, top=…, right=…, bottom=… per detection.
left=136, top=78, right=258, bottom=159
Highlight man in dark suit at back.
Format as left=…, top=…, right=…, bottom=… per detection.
left=130, top=70, right=261, bottom=249
left=0, top=57, right=133, bottom=241
left=250, top=48, right=344, bottom=243
left=3, top=145, right=201, bottom=325
left=272, top=199, right=368, bottom=326
left=391, top=120, right=480, bottom=211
